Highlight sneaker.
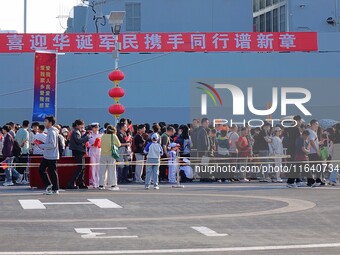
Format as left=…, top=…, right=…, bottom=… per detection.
left=134, top=180, right=144, bottom=184
left=98, top=186, right=105, bottom=190
left=287, top=183, right=297, bottom=188
left=45, top=190, right=59, bottom=195
left=21, top=180, right=29, bottom=185
left=154, top=186, right=160, bottom=190
left=275, top=178, right=283, bottom=183
left=45, top=184, right=53, bottom=193
left=311, top=182, right=321, bottom=188
left=328, top=181, right=337, bottom=186
left=264, top=178, right=272, bottom=183
left=145, top=186, right=150, bottom=190
left=3, top=181, right=14, bottom=186
left=296, top=182, right=307, bottom=187
left=239, top=178, right=250, bottom=183
left=16, top=174, right=23, bottom=184
left=109, top=186, right=120, bottom=191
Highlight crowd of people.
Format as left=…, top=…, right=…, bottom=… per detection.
left=0, top=114, right=339, bottom=195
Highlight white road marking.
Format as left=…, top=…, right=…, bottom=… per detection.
left=44, top=202, right=93, bottom=205
left=19, top=200, right=46, bottom=209
left=19, top=199, right=122, bottom=210
left=12, top=193, right=314, bottom=222
left=1, top=243, right=340, bottom=254
left=74, top=228, right=138, bottom=239
left=191, top=226, right=228, bottom=237
left=88, top=199, right=122, bottom=209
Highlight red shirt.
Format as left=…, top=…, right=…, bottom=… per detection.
left=237, top=136, right=251, bottom=157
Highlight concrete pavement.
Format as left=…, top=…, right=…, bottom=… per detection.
left=0, top=182, right=339, bottom=255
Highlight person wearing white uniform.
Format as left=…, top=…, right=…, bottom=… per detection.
left=168, top=143, right=179, bottom=184
left=179, top=157, right=193, bottom=182
left=32, top=125, right=47, bottom=155
left=88, top=123, right=102, bottom=189
left=270, top=127, right=284, bottom=183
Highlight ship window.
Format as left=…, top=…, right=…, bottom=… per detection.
left=125, top=3, right=141, bottom=32
left=279, top=5, right=286, bottom=31
left=273, top=8, right=278, bottom=32
left=253, top=0, right=260, bottom=12
left=260, top=0, right=266, bottom=10
left=266, top=11, right=272, bottom=32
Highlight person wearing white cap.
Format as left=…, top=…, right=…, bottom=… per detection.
left=270, top=127, right=284, bottom=183
left=179, top=158, right=193, bottom=183
left=143, top=133, right=163, bottom=190
left=88, top=122, right=102, bottom=189
left=168, top=143, right=179, bottom=183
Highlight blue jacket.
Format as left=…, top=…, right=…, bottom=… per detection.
left=144, top=142, right=163, bottom=160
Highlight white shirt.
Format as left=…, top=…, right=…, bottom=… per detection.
left=168, top=150, right=177, bottom=164
left=307, top=128, right=319, bottom=154
left=271, top=136, right=284, bottom=155
left=33, top=132, right=47, bottom=155
left=180, top=165, right=193, bottom=179
left=228, top=131, right=239, bottom=153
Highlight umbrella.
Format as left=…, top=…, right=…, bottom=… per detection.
left=318, top=119, right=337, bottom=129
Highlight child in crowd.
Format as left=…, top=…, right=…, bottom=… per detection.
left=179, top=157, right=193, bottom=183
left=168, top=143, right=179, bottom=184
left=144, top=133, right=163, bottom=190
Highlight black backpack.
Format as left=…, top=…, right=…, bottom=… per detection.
left=12, top=140, right=22, bottom=157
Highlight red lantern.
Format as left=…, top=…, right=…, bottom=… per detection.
left=108, top=104, right=125, bottom=119
left=108, top=87, right=125, bottom=103
left=108, top=69, right=125, bottom=86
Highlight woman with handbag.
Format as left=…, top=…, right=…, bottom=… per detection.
left=98, top=125, right=121, bottom=190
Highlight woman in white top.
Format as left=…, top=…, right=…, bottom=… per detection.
left=270, top=127, right=284, bottom=183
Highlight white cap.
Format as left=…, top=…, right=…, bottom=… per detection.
left=169, top=143, right=179, bottom=148
left=183, top=157, right=190, bottom=164
left=91, top=122, right=100, bottom=127
left=151, top=133, right=159, bottom=141
left=61, top=128, right=69, bottom=134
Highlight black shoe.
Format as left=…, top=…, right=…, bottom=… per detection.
left=79, top=185, right=88, bottom=189
left=67, top=185, right=78, bottom=189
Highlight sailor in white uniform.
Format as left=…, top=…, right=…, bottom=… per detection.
left=88, top=123, right=102, bottom=188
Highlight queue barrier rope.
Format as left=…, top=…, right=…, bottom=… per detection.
left=2, top=156, right=340, bottom=168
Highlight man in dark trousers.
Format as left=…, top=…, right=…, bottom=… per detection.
left=196, top=118, right=210, bottom=158
left=160, top=126, right=175, bottom=182
left=67, top=119, right=90, bottom=189
left=196, top=118, right=211, bottom=181
left=37, top=116, right=60, bottom=195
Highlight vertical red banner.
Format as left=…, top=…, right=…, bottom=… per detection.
left=32, top=52, right=57, bottom=122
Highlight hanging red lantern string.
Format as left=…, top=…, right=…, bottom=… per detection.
left=108, top=103, right=125, bottom=119
left=108, top=69, right=125, bottom=86
left=108, top=87, right=125, bottom=103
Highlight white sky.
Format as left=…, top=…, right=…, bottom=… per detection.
left=0, top=0, right=82, bottom=33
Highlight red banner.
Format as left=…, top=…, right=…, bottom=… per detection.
left=32, top=52, right=57, bottom=122
left=0, top=32, right=317, bottom=53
